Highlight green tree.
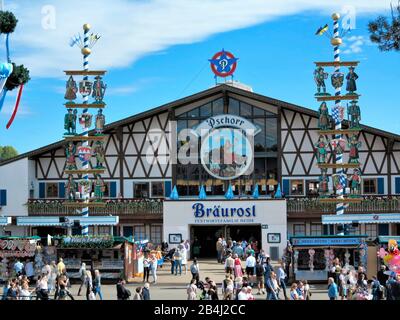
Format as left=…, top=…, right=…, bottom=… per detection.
left=0, top=145, right=18, bottom=161
left=368, top=2, right=400, bottom=52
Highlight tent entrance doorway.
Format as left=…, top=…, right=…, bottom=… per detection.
left=190, top=224, right=261, bottom=259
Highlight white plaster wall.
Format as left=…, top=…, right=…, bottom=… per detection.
left=164, top=200, right=287, bottom=257
left=0, top=158, right=29, bottom=216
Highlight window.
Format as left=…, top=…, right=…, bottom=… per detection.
left=290, top=180, right=304, bottom=196
left=307, top=180, right=319, bottom=197
left=363, top=179, right=377, bottom=194
left=365, top=224, right=377, bottom=238
left=150, top=225, right=162, bottom=245
left=351, top=224, right=361, bottom=235
left=293, top=224, right=306, bottom=236
left=134, top=183, right=149, bottom=198
left=88, top=226, right=95, bottom=236
left=123, top=226, right=133, bottom=237
left=98, top=226, right=111, bottom=235
left=134, top=225, right=146, bottom=241
left=46, top=183, right=59, bottom=198
left=151, top=182, right=164, bottom=197
left=310, top=224, right=322, bottom=236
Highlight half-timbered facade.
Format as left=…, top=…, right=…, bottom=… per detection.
left=1, top=83, right=399, bottom=246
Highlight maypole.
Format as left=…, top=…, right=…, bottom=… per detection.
left=81, top=23, right=91, bottom=236
left=331, top=14, right=344, bottom=218
left=314, top=13, right=363, bottom=235
left=63, top=24, right=107, bottom=236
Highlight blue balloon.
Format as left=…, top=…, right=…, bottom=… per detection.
left=0, top=62, right=13, bottom=78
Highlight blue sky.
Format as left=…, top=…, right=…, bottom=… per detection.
left=0, top=0, right=398, bottom=154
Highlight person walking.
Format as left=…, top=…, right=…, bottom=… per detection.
left=180, top=242, right=188, bottom=274
left=85, top=270, right=93, bottom=300
left=57, top=258, right=66, bottom=275
left=245, top=253, right=256, bottom=285
left=386, top=272, right=397, bottom=300
left=77, top=262, right=87, bottom=296
left=173, top=247, right=183, bottom=276
left=36, top=274, right=49, bottom=300
left=150, top=253, right=158, bottom=283
left=255, top=259, right=265, bottom=295
left=289, top=283, right=299, bottom=300
left=233, top=254, right=243, bottom=278
left=57, top=274, right=74, bottom=300
left=133, top=286, right=142, bottom=300
left=24, top=259, right=35, bottom=282
left=328, top=277, right=338, bottom=300
left=277, top=260, right=288, bottom=300
left=48, top=261, right=57, bottom=293
left=190, top=258, right=200, bottom=286
left=143, top=255, right=151, bottom=282
left=304, top=280, right=312, bottom=300
left=19, top=281, right=33, bottom=300
left=187, top=279, right=197, bottom=300
left=371, top=275, right=383, bottom=300
left=225, top=253, right=235, bottom=275
left=216, top=238, right=223, bottom=263
left=116, top=279, right=131, bottom=300
left=93, top=269, right=103, bottom=300
left=266, top=271, right=280, bottom=300
left=142, top=282, right=151, bottom=300
left=13, top=259, right=24, bottom=277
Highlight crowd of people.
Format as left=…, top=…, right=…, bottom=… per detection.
left=1, top=258, right=104, bottom=300
left=326, top=258, right=400, bottom=300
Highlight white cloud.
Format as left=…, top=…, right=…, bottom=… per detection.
left=4, top=0, right=392, bottom=78
left=342, top=35, right=371, bottom=54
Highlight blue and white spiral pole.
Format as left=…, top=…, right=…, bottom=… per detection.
left=331, top=13, right=344, bottom=218
left=81, top=23, right=91, bottom=236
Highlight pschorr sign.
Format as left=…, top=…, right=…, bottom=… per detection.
left=192, top=203, right=256, bottom=224
left=291, top=237, right=363, bottom=247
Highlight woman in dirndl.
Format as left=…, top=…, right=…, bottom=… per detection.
left=233, top=254, right=243, bottom=278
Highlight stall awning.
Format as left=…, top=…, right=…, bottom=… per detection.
left=322, top=213, right=400, bottom=225
left=17, top=216, right=119, bottom=226
left=377, top=236, right=400, bottom=244
left=0, top=217, right=11, bottom=226
left=290, top=235, right=367, bottom=247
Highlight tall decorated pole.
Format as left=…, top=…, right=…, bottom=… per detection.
left=64, top=24, right=107, bottom=236
left=81, top=23, right=91, bottom=236
left=314, top=13, right=363, bottom=235
left=331, top=13, right=344, bottom=217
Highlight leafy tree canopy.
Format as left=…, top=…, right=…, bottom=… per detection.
left=0, top=145, right=18, bottom=161
left=368, top=2, right=400, bottom=52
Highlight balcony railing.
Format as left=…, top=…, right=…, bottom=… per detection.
left=27, top=198, right=163, bottom=216
left=27, top=196, right=400, bottom=216
left=287, top=195, right=400, bottom=214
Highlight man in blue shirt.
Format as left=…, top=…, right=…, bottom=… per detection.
left=328, top=277, right=338, bottom=300
left=14, top=260, right=24, bottom=276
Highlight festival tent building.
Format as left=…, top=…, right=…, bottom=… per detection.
left=0, top=82, right=399, bottom=261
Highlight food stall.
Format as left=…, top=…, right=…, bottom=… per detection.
left=289, top=235, right=368, bottom=282
left=0, top=236, right=40, bottom=282
left=53, top=235, right=135, bottom=282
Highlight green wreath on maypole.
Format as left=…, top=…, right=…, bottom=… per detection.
left=0, top=10, right=30, bottom=129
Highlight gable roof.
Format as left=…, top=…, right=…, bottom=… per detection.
left=1, top=84, right=399, bottom=166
